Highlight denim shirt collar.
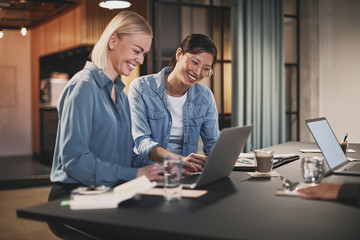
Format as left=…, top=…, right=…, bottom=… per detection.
left=150, top=66, right=198, bottom=104
left=84, top=61, right=125, bottom=92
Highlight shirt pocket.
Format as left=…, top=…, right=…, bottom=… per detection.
left=148, top=109, right=167, bottom=141
left=148, top=109, right=166, bottom=120
left=188, top=118, right=203, bottom=144
left=192, top=103, right=209, bottom=119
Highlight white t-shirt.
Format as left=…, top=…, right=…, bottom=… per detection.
left=166, top=92, right=187, bottom=155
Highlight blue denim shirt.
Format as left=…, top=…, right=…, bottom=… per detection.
left=50, top=62, right=153, bottom=187
left=128, top=66, right=220, bottom=159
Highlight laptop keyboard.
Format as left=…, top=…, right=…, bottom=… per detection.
left=182, top=174, right=201, bottom=185
left=344, top=163, right=360, bottom=172
left=153, top=172, right=202, bottom=185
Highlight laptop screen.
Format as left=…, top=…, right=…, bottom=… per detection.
left=306, top=118, right=347, bottom=169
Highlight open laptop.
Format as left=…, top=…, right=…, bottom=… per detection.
left=306, top=117, right=360, bottom=176
left=175, top=125, right=253, bottom=189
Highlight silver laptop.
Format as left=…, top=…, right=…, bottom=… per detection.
left=306, top=117, right=360, bottom=176
left=179, top=125, right=253, bottom=189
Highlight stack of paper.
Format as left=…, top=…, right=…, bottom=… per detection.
left=69, top=176, right=156, bottom=210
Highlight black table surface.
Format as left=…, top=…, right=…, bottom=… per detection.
left=17, top=142, right=360, bottom=240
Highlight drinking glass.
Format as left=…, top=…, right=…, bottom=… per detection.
left=301, top=157, right=325, bottom=184
left=163, top=155, right=182, bottom=201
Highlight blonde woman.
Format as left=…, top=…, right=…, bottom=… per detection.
left=48, top=10, right=163, bottom=239
left=49, top=11, right=162, bottom=201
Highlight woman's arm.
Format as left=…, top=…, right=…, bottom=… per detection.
left=298, top=182, right=360, bottom=206
left=200, top=90, right=220, bottom=156
left=149, top=146, right=203, bottom=172
left=128, top=79, right=160, bottom=159
left=298, top=183, right=342, bottom=200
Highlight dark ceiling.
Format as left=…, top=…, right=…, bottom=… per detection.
left=0, top=0, right=76, bottom=30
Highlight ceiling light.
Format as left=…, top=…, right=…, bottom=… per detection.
left=21, top=26, right=27, bottom=36
left=20, top=7, right=27, bottom=36
left=99, top=0, right=131, bottom=10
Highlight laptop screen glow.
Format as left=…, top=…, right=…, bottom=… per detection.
left=307, top=119, right=347, bottom=169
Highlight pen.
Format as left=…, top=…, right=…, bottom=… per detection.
left=343, top=133, right=348, bottom=142
left=249, top=143, right=255, bottom=152
left=60, top=200, right=70, bottom=206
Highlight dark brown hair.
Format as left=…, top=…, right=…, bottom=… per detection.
left=168, top=33, right=217, bottom=67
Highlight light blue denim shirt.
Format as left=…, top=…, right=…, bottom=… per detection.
left=128, top=66, right=220, bottom=159
left=50, top=61, right=153, bottom=187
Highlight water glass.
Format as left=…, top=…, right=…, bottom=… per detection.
left=301, top=157, right=325, bottom=184
left=163, top=155, right=182, bottom=201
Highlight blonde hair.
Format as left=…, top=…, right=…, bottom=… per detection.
left=91, top=11, right=153, bottom=69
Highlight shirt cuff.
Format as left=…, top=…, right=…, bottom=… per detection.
left=138, top=140, right=159, bottom=159
left=337, top=183, right=360, bottom=204
left=143, top=159, right=158, bottom=166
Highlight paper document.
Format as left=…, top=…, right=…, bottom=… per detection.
left=299, top=149, right=355, bottom=153
left=69, top=176, right=156, bottom=210
left=141, top=188, right=207, bottom=198
left=235, top=153, right=299, bottom=168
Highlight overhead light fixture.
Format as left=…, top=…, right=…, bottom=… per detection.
left=0, top=29, right=3, bottom=39
left=20, top=8, right=27, bottom=36
left=21, top=26, right=27, bottom=36
left=99, top=0, right=131, bottom=10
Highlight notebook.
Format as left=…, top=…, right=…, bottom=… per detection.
left=157, top=125, right=254, bottom=189
left=306, top=117, right=360, bottom=176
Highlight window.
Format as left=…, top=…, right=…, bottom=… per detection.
left=284, top=0, right=299, bottom=141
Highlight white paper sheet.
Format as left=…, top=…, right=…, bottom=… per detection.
left=69, top=176, right=156, bottom=210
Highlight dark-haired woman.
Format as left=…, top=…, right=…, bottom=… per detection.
left=128, top=34, right=220, bottom=172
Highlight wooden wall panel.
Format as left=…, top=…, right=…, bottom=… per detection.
left=83, top=2, right=119, bottom=45
left=74, top=6, right=83, bottom=46
left=129, top=0, right=149, bottom=20
left=44, top=19, right=60, bottom=54
left=32, top=25, right=45, bottom=56
left=59, top=10, right=76, bottom=49
left=31, top=28, right=41, bottom=153
left=59, top=5, right=84, bottom=50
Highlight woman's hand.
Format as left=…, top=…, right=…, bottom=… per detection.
left=137, top=164, right=164, bottom=181
left=298, top=183, right=342, bottom=200
left=181, top=153, right=207, bottom=173
left=182, top=161, right=202, bottom=173
left=182, top=153, right=207, bottom=166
